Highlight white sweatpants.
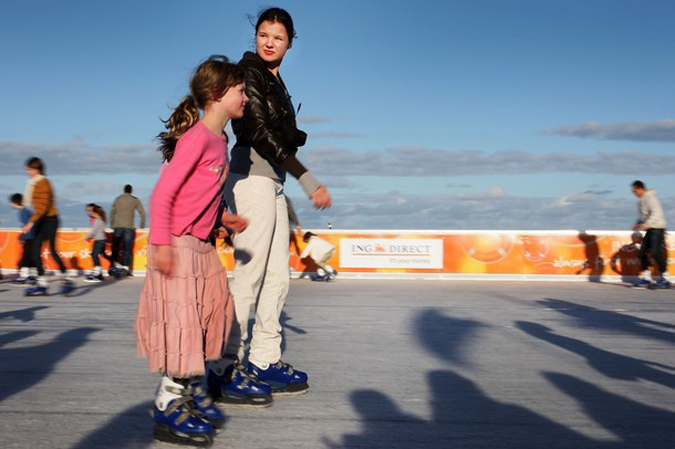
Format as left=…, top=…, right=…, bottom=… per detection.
left=223, top=174, right=290, bottom=365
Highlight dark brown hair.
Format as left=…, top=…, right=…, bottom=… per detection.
left=88, top=203, right=107, bottom=222
left=26, top=157, right=45, bottom=174
left=157, top=55, right=244, bottom=162
left=254, top=7, right=296, bottom=45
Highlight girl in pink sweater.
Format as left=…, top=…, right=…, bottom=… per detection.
left=135, top=55, right=248, bottom=447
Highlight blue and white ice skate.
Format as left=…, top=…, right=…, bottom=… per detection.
left=11, top=276, right=35, bottom=286
left=191, top=382, right=225, bottom=429
left=632, top=278, right=652, bottom=289
left=207, top=363, right=273, bottom=407
left=60, top=279, right=75, bottom=295
left=248, top=360, right=309, bottom=396
left=83, top=273, right=103, bottom=283
left=25, top=284, right=47, bottom=296
left=650, top=278, right=672, bottom=291
left=153, top=398, right=213, bottom=447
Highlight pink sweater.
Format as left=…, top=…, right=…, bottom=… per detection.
left=150, top=121, right=228, bottom=245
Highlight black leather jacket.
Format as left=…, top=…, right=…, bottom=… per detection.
left=232, top=52, right=307, bottom=170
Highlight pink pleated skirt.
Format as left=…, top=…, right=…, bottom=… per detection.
left=135, top=234, right=233, bottom=378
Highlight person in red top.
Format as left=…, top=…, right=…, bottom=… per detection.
left=134, top=55, right=249, bottom=447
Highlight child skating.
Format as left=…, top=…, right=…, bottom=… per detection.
left=301, top=231, right=338, bottom=281
left=8, top=193, right=37, bottom=285
left=83, top=204, right=113, bottom=282
left=135, top=55, right=249, bottom=446
left=21, top=157, right=74, bottom=296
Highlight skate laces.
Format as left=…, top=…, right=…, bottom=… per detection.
left=191, top=383, right=214, bottom=407
left=164, top=386, right=205, bottom=424
left=233, top=363, right=262, bottom=387
left=275, top=361, right=294, bottom=375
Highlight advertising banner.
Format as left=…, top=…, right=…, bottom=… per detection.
left=1, top=229, right=673, bottom=280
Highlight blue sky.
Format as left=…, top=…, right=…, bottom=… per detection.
left=1, top=0, right=674, bottom=230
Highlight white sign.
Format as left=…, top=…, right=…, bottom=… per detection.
left=339, top=238, right=443, bottom=269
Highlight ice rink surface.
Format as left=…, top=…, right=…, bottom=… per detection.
left=1, top=276, right=675, bottom=448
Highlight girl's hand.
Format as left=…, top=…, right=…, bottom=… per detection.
left=310, top=186, right=332, bottom=210
left=22, top=222, right=34, bottom=235
left=154, top=244, right=174, bottom=276
left=222, top=212, right=249, bottom=233
left=213, top=226, right=228, bottom=239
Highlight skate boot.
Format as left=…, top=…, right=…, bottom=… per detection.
left=248, top=360, right=309, bottom=396
left=11, top=276, right=31, bottom=286
left=190, top=380, right=225, bottom=429
left=207, top=360, right=273, bottom=407
left=83, top=273, right=102, bottom=283
left=632, top=278, right=652, bottom=289
left=25, top=284, right=48, bottom=296
left=309, top=272, right=327, bottom=282
left=650, top=278, right=672, bottom=291
left=153, top=377, right=214, bottom=447
left=60, top=278, right=75, bottom=294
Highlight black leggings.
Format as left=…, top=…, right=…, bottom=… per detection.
left=91, top=240, right=112, bottom=267
left=32, top=216, right=66, bottom=276
left=639, top=228, right=668, bottom=275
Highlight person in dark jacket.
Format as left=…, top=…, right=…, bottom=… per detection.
left=110, top=184, right=146, bottom=276
left=211, top=7, right=331, bottom=404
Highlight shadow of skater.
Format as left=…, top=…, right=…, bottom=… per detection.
left=72, top=400, right=155, bottom=449
left=324, top=390, right=427, bottom=449
left=327, top=370, right=601, bottom=448
left=0, top=306, right=49, bottom=322
left=546, top=372, right=675, bottom=447
left=517, top=321, right=675, bottom=389
left=538, top=298, right=675, bottom=344
left=576, top=231, right=604, bottom=282
left=0, top=327, right=100, bottom=403
left=280, top=310, right=307, bottom=355
left=414, top=308, right=485, bottom=365
left=609, top=232, right=643, bottom=282
left=67, top=276, right=121, bottom=298
left=0, top=330, right=39, bottom=347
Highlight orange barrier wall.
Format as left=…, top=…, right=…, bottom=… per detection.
left=1, top=229, right=672, bottom=280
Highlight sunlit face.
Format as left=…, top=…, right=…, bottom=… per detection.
left=219, top=82, right=248, bottom=119
left=256, top=20, right=291, bottom=66
left=86, top=206, right=95, bottom=217
left=25, top=166, right=39, bottom=177
left=632, top=186, right=644, bottom=198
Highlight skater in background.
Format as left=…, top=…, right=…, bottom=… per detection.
left=109, top=184, right=146, bottom=277
left=134, top=55, right=249, bottom=446
left=300, top=231, right=338, bottom=281
left=217, top=7, right=331, bottom=403
left=8, top=193, right=37, bottom=285
left=21, top=157, right=73, bottom=296
left=631, top=180, right=671, bottom=289
left=83, top=204, right=112, bottom=283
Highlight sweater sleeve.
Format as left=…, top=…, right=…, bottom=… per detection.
left=149, top=133, right=206, bottom=245
left=28, top=179, right=52, bottom=223
left=136, top=198, right=147, bottom=229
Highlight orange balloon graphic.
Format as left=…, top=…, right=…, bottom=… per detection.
left=459, top=234, right=515, bottom=263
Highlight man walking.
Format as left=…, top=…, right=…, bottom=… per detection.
left=631, top=180, right=671, bottom=288
left=110, top=184, right=146, bottom=276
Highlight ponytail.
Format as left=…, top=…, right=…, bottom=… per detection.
left=155, top=55, right=244, bottom=163
left=157, top=95, right=200, bottom=162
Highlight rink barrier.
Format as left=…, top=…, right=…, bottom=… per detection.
left=0, top=229, right=672, bottom=281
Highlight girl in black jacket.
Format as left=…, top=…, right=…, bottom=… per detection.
left=210, top=8, right=331, bottom=405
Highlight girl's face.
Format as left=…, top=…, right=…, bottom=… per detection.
left=219, top=83, right=248, bottom=119
left=87, top=206, right=95, bottom=217
left=256, top=20, right=290, bottom=66
left=26, top=166, right=39, bottom=177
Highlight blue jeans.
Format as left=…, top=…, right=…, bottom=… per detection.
left=112, top=228, right=135, bottom=267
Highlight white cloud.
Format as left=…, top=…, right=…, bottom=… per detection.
left=297, top=115, right=333, bottom=124
left=0, top=140, right=159, bottom=175
left=545, top=119, right=675, bottom=142
left=301, top=146, right=675, bottom=176
left=289, top=188, right=659, bottom=231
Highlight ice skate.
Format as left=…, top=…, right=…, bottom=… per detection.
left=650, top=278, right=672, bottom=291
left=208, top=361, right=273, bottom=407
left=153, top=377, right=214, bottom=447
left=248, top=360, right=309, bottom=397
left=60, top=278, right=75, bottom=294
left=632, top=278, right=652, bottom=289
left=190, top=381, right=225, bottom=429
